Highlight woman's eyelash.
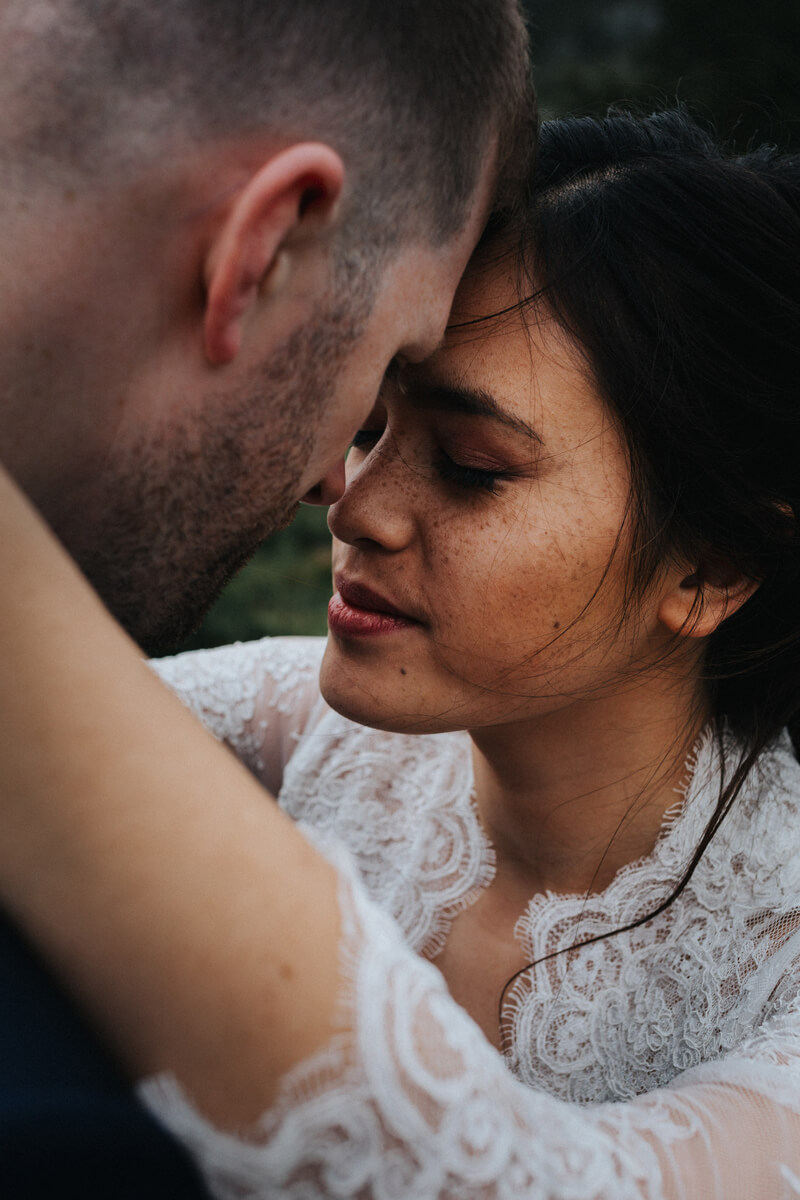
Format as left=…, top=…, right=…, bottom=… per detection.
left=350, top=431, right=510, bottom=495
left=435, top=451, right=506, bottom=494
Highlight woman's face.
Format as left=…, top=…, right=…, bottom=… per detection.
left=321, top=261, right=671, bottom=735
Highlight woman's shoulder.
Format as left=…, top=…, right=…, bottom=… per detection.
left=150, top=637, right=327, bottom=778
left=737, top=731, right=800, bottom=899
left=661, top=729, right=800, bottom=912
left=151, top=635, right=325, bottom=710
left=152, top=633, right=326, bottom=683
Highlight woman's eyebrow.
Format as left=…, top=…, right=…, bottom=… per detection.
left=408, top=381, right=542, bottom=443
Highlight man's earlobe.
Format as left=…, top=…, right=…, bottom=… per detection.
left=203, top=143, right=345, bottom=366
left=657, top=564, right=760, bottom=639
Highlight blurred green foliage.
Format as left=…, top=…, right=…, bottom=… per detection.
left=180, top=0, right=799, bottom=653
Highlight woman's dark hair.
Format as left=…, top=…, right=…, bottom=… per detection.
left=491, top=109, right=800, bottom=1040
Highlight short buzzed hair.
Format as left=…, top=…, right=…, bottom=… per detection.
left=0, top=0, right=533, bottom=246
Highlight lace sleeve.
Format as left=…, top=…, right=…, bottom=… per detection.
left=150, top=638, right=326, bottom=797
left=140, top=840, right=800, bottom=1200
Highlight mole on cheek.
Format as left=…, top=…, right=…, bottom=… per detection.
left=553, top=620, right=561, bottom=630
left=400, top=667, right=407, bottom=675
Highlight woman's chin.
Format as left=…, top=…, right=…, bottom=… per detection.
left=318, top=638, right=463, bottom=736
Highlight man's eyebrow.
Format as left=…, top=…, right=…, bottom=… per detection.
left=407, top=381, right=542, bottom=443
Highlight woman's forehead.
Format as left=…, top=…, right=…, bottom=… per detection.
left=447, top=252, right=523, bottom=333
left=434, top=281, right=587, bottom=399
left=399, top=318, right=609, bottom=460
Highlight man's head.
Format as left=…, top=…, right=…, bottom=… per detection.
left=0, top=0, right=533, bottom=653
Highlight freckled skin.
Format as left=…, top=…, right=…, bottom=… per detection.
left=319, top=262, right=720, bottom=1012
left=321, top=260, right=683, bottom=738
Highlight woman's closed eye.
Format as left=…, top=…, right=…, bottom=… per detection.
left=435, top=450, right=510, bottom=495
left=349, top=427, right=527, bottom=497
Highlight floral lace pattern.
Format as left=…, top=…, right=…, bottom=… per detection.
left=152, top=637, right=323, bottom=797
left=145, top=636, right=800, bottom=1198
left=278, top=711, right=496, bottom=960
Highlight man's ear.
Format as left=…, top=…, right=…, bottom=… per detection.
left=203, top=143, right=345, bottom=366
left=658, top=558, right=760, bottom=639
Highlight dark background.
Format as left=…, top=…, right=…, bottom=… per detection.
left=177, top=0, right=800, bottom=655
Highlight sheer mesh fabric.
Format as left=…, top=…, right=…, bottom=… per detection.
left=142, top=637, right=800, bottom=1198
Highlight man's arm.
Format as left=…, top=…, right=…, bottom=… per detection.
left=0, top=464, right=342, bottom=1128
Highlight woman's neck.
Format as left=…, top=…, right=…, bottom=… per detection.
left=469, top=672, right=707, bottom=898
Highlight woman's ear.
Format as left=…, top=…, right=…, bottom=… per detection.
left=657, top=559, right=760, bottom=639
left=202, top=143, right=345, bottom=366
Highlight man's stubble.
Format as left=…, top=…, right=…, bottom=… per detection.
left=59, top=301, right=366, bottom=656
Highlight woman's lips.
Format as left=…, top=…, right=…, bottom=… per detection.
left=328, top=579, right=420, bottom=638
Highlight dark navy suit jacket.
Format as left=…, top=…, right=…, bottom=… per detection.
left=0, top=908, right=211, bottom=1199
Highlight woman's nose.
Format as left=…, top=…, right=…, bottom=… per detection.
left=328, top=442, right=415, bottom=551
left=300, top=459, right=346, bottom=506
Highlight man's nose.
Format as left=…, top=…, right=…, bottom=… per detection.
left=300, top=459, right=346, bottom=506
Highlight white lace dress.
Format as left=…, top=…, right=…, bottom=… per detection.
left=141, top=636, right=800, bottom=1199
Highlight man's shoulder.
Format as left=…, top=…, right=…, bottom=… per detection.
left=0, top=908, right=210, bottom=1198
